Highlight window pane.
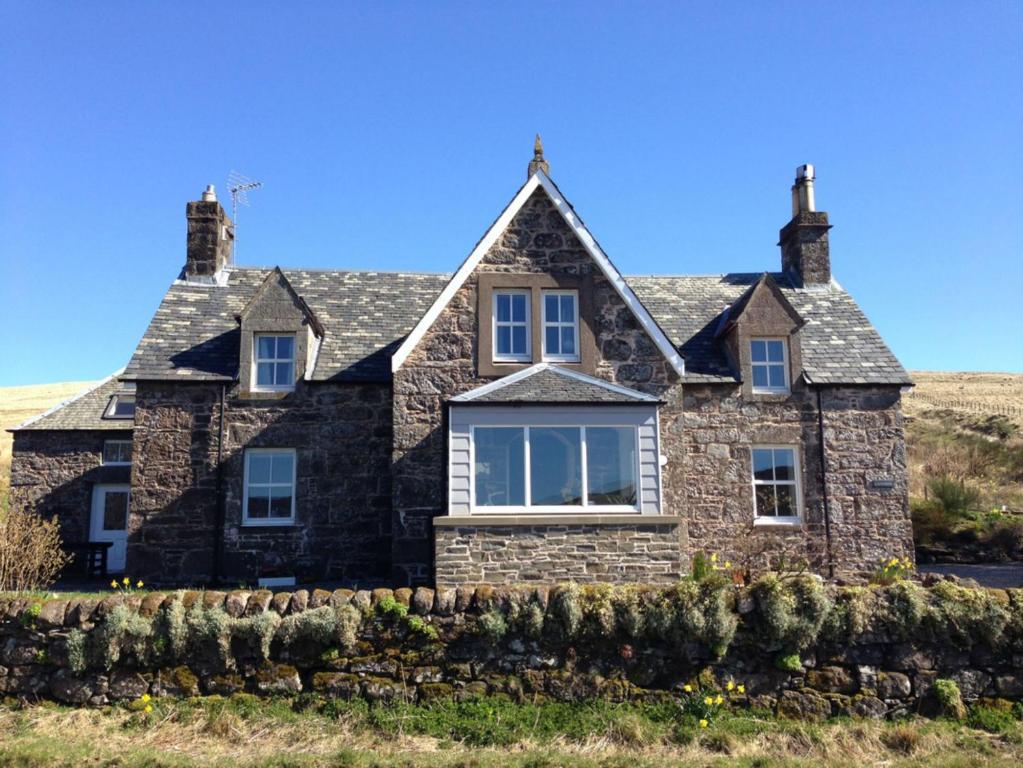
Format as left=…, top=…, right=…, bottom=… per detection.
left=103, top=492, right=128, bottom=530
left=773, top=449, right=795, bottom=481
left=751, top=366, right=769, bottom=388
left=257, top=363, right=274, bottom=386
left=586, top=427, right=636, bottom=506
left=257, top=336, right=276, bottom=360
left=111, top=396, right=135, bottom=418
left=475, top=428, right=525, bottom=506
left=530, top=427, right=582, bottom=506
left=775, top=485, right=796, bottom=517
left=119, top=443, right=132, bottom=463
left=511, top=294, right=526, bottom=322
left=752, top=449, right=775, bottom=481
left=560, top=295, right=575, bottom=323
left=767, top=340, right=785, bottom=362
left=247, top=488, right=269, bottom=519
left=750, top=340, right=767, bottom=362
left=103, top=442, right=118, bottom=463
left=276, top=336, right=294, bottom=360
left=544, top=294, right=558, bottom=322
left=511, top=326, right=527, bottom=355
left=545, top=326, right=560, bottom=355
left=561, top=326, right=576, bottom=355
left=755, top=484, right=776, bottom=517
left=768, top=365, right=786, bottom=388
left=248, top=454, right=271, bottom=484
left=270, top=453, right=294, bottom=483
left=269, top=488, right=293, bottom=518
left=496, top=326, right=511, bottom=355
left=495, top=295, right=510, bottom=322
left=275, top=362, right=294, bottom=385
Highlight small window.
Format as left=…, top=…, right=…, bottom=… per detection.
left=243, top=449, right=296, bottom=525
left=104, top=394, right=136, bottom=420
left=750, top=339, right=789, bottom=393
left=102, top=440, right=132, bottom=466
left=493, top=291, right=530, bottom=362
left=254, top=334, right=296, bottom=391
left=752, top=446, right=801, bottom=521
left=541, top=291, right=579, bottom=362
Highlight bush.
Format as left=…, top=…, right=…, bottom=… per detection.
left=0, top=507, right=72, bottom=592
left=648, top=577, right=737, bottom=657
left=476, top=609, right=508, bottom=642
left=968, top=703, right=1018, bottom=734
left=928, top=475, right=981, bottom=519
left=928, top=581, right=1010, bottom=649
left=547, top=584, right=583, bottom=641
left=932, top=678, right=967, bottom=720
left=751, top=574, right=832, bottom=652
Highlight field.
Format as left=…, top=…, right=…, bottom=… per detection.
left=0, top=695, right=1021, bottom=768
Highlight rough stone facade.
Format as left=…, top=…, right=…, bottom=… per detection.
left=128, top=380, right=392, bottom=585
left=9, top=430, right=132, bottom=546
left=392, top=188, right=683, bottom=584
left=434, top=521, right=686, bottom=586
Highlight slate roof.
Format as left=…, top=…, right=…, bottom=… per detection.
left=122, top=268, right=909, bottom=387
left=11, top=374, right=135, bottom=432
left=123, top=269, right=450, bottom=382
left=451, top=364, right=659, bottom=404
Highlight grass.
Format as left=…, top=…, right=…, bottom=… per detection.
left=0, top=695, right=1020, bottom=767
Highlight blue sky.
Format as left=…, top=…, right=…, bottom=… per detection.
left=1, top=2, right=1020, bottom=386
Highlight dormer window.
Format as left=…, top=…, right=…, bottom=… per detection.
left=750, top=338, right=789, bottom=394
left=104, top=394, right=136, bottom=419
left=541, top=290, right=579, bottom=362
left=254, top=334, right=296, bottom=391
left=493, top=291, right=530, bottom=362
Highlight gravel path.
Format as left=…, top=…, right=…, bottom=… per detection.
left=919, top=563, right=1023, bottom=589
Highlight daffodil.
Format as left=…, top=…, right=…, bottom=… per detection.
left=726, top=680, right=735, bottom=691
left=724, top=561, right=731, bottom=569
left=141, top=693, right=151, bottom=703
left=136, top=581, right=144, bottom=589
left=683, top=684, right=693, bottom=693
left=715, top=695, right=724, bottom=705
left=123, top=576, right=131, bottom=585
left=110, top=580, right=118, bottom=589
left=144, top=704, right=153, bottom=714
left=710, top=553, right=718, bottom=563
left=704, top=696, right=714, bottom=706
left=737, top=684, right=746, bottom=695
left=699, top=719, right=709, bottom=729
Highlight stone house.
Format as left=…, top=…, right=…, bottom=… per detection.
left=9, top=142, right=914, bottom=587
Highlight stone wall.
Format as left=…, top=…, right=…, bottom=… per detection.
left=434, top=521, right=686, bottom=586
left=392, top=187, right=683, bottom=585
left=682, top=383, right=912, bottom=579
left=129, top=380, right=392, bottom=585
left=9, top=430, right=132, bottom=546
left=1, top=580, right=1019, bottom=718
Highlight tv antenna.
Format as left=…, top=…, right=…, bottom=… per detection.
left=227, top=171, right=263, bottom=262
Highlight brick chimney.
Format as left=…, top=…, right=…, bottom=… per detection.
left=779, top=165, right=832, bottom=286
left=184, top=185, right=234, bottom=281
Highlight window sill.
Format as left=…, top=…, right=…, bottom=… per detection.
left=241, top=519, right=297, bottom=528
left=753, top=517, right=802, bottom=529
left=435, top=514, right=684, bottom=527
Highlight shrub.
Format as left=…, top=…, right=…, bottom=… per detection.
left=579, top=584, right=615, bottom=638
left=66, top=628, right=87, bottom=674
left=185, top=602, right=233, bottom=664
left=476, top=608, right=508, bottom=643
left=235, top=610, right=281, bottom=659
left=751, top=573, right=832, bottom=652
left=375, top=595, right=408, bottom=623
left=774, top=653, right=802, bottom=673
left=277, top=605, right=337, bottom=646
left=162, top=593, right=189, bottom=658
left=611, top=585, right=645, bottom=638
left=879, top=581, right=927, bottom=640
left=0, top=507, right=72, bottom=592
left=405, top=615, right=439, bottom=642
left=521, top=601, right=545, bottom=640
left=928, top=581, right=1010, bottom=649
left=547, top=584, right=583, bottom=641
left=928, top=475, right=981, bottom=519
left=968, top=703, right=1018, bottom=734
left=690, top=552, right=713, bottom=582
left=97, top=604, right=154, bottom=668
left=336, top=604, right=362, bottom=652
left=648, top=577, right=737, bottom=657
left=932, top=678, right=967, bottom=720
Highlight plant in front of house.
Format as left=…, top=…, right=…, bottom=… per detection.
left=109, top=575, right=145, bottom=593
left=0, top=506, right=71, bottom=593
left=870, top=556, right=914, bottom=586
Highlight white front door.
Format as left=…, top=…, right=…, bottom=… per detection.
left=90, top=484, right=130, bottom=573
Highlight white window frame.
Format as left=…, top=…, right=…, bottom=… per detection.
left=750, top=337, right=790, bottom=394
left=469, top=424, right=640, bottom=514
left=492, top=290, right=531, bottom=362
left=242, top=448, right=297, bottom=526
left=104, top=394, right=136, bottom=420
left=253, top=334, right=297, bottom=392
left=101, top=439, right=133, bottom=466
left=751, top=444, right=803, bottom=525
left=541, top=290, right=580, bottom=363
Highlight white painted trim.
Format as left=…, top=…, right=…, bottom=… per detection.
left=101, top=439, right=133, bottom=466
left=492, top=288, right=532, bottom=362
left=252, top=333, right=297, bottom=393
left=12, top=368, right=125, bottom=431
left=751, top=444, right=804, bottom=522
left=242, top=448, right=298, bottom=526
left=540, top=289, right=580, bottom=362
left=390, top=170, right=685, bottom=376
left=750, top=337, right=791, bottom=394
left=449, top=362, right=660, bottom=403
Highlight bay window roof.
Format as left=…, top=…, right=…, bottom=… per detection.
left=449, top=364, right=660, bottom=405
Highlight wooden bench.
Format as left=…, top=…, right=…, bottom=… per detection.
left=64, top=542, right=113, bottom=578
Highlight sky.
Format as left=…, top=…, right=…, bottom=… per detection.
left=0, top=2, right=1020, bottom=386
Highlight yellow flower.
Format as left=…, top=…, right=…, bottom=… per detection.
left=683, top=684, right=693, bottom=693
left=141, top=693, right=151, bottom=703
left=888, top=558, right=899, bottom=568
left=123, top=576, right=131, bottom=585
left=710, top=553, right=718, bottom=563
left=136, top=581, right=144, bottom=589
left=704, top=696, right=714, bottom=706
left=724, top=561, right=732, bottom=569
left=737, top=684, right=746, bottom=695
left=726, top=680, right=735, bottom=691
left=144, top=704, right=153, bottom=714
left=699, top=719, right=709, bottom=729
left=715, top=695, right=724, bottom=705
left=110, top=580, right=118, bottom=589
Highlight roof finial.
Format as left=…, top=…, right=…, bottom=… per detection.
left=527, top=133, right=550, bottom=178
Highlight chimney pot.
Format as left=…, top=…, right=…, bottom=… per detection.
left=779, top=164, right=831, bottom=287
left=202, top=184, right=217, bottom=202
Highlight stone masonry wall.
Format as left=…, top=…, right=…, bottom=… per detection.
left=1, top=581, right=1019, bottom=716
left=129, top=380, right=392, bottom=586
left=683, top=383, right=912, bottom=578
left=392, top=187, right=684, bottom=584
left=434, top=522, right=685, bottom=587
left=9, top=430, right=132, bottom=546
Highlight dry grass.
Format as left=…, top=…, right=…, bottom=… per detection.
left=0, top=699, right=1021, bottom=768
left=905, top=371, right=1023, bottom=425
